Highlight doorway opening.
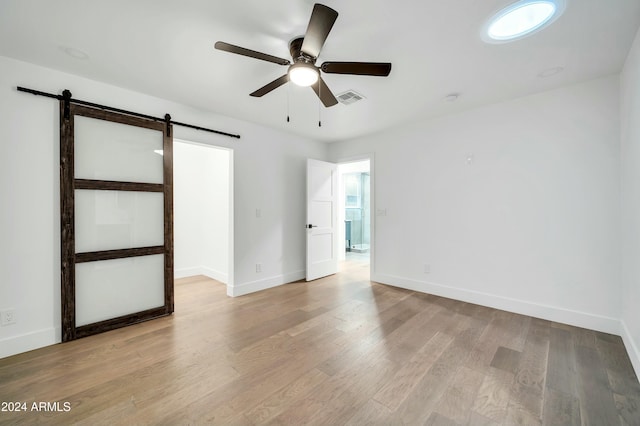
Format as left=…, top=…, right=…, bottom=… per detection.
left=173, top=139, right=233, bottom=295
left=338, top=159, right=371, bottom=274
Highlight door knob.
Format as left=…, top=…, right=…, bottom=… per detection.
left=307, top=224, right=318, bottom=229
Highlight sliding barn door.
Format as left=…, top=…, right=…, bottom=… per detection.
left=60, top=103, right=173, bottom=342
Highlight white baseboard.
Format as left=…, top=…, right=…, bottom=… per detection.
left=201, top=267, right=228, bottom=284
left=175, top=266, right=228, bottom=284
left=372, top=273, right=621, bottom=335
left=620, top=320, right=640, bottom=378
left=0, top=327, right=60, bottom=359
left=174, top=266, right=202, bottom=279
left=228, top=270, right=305, bottom=297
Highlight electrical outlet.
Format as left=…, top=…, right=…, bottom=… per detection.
left=423, top=264, right=431, bottom=274
left=256, top=263, right=262, bottom=273
left=1, top=309, right=16, bottom=326
left=256, top=208, right=261, bottom=218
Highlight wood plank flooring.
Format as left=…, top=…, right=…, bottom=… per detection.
left=1, top=256, right=639, bottom=425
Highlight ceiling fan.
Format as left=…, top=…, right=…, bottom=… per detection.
left=214, top=3, right=392, bottom=107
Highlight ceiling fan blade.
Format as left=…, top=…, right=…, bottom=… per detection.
left=321, top=62, right=392, bottom=76
left=215, top=41, right=290, bottom=66
left=250, top=74, right=290, bottom=97
left=300, top=4, right=338, bottom=59
left=311, top=77, right=338, bottom=107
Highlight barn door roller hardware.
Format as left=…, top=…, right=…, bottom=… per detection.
left=17, top=86, right=241, bottom=139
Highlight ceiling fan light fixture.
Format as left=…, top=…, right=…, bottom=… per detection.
left=214, top=4, right=390, bottom=107
left=288, top=63, right=319, bottom=87
left=482, top=0, right=565, bottom=43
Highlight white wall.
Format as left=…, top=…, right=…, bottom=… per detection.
left=0, top=55, right=327, bottom=358
left=174, top=141, right=230, bottom=283
left=330, top=75, right=622, bottom=334
left=621, top=27, right=640, bottom=376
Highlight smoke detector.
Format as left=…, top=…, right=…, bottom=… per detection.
left=336, top=90, right=366, bottom=105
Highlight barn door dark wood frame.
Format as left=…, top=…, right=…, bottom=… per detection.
left=60, top=102, right=174, bottom=342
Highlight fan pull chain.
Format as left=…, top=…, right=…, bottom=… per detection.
left=286, top=81, right=291, bottom=123
left=318, top=82, right=322, bottom=127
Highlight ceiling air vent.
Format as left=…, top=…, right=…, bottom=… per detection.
left=337, top=90, right=366, bottom=105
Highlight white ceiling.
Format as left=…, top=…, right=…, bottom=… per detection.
left=1, top=0, right=639, bottom=143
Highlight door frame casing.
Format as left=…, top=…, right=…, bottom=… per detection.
left=335, top=153, right=375, bottom=277
left=173, top=138, right=234, bottom=295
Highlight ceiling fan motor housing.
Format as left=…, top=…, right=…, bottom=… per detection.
left=289, top=37, right=314, bottom=64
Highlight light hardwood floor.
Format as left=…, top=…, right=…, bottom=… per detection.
left=1, top=256, right=639, bottom=425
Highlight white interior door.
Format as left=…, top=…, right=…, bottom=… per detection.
left=306, top=158, right=338, bottom=281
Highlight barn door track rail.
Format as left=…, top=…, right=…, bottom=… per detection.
left=17, top=86, right=241, bottom=139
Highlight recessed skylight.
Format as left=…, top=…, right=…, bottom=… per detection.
left=482, top=0, right=565, bottom=43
